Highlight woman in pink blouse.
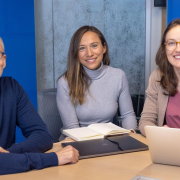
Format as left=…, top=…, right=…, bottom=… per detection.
left=139, top=19, right=180, bottom=136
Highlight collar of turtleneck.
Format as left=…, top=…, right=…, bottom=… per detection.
left=83, top=62, right=108, bottom=80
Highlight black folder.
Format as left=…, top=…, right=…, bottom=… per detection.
left=62, top=135, right=148, bottom=159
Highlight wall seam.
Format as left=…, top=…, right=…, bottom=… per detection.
left=52, top=0, right=55, bottom=88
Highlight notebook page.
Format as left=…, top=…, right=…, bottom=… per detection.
left=63, top=127, right=104, bottom=141
left=88, top=122, right=130, bottom=135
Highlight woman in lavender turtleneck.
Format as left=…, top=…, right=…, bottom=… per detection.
left=57, top=26, right=136, bottom=140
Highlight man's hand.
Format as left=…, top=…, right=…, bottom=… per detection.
left=55, top=145, right=79, bottom=165
left=0, top=147, right=9, bottom=153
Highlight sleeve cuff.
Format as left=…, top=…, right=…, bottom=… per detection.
left=40, top=152, right=58, bottom=168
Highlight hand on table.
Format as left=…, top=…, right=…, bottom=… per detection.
left=55, top=145, right=79, bottom=165
left=163, top=125, right=169, bottom=128
left=0, top=147, right=9, bottom=153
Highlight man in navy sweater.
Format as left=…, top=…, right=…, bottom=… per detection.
left=0, top=38, right=79, bottom=175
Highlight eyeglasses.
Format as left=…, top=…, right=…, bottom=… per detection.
left=164, top=41, right=180, bottom=51
left=0, top=51, right=5, bottom=60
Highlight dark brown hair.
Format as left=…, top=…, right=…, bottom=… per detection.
left=156, top=19, right=180, bottom=96
left=62, top=26, right=110, bottom=105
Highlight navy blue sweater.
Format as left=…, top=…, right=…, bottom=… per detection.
left=0, top=77, right=58, bottom=175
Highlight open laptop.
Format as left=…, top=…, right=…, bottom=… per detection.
left=62, top=135, right=148, bottom=159
left=145, top=126, right=180, bottom=166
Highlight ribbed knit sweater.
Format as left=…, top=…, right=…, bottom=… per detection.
left=57, top=64, right=136, bottom=139
left=0, top=77, right=58, bottom=175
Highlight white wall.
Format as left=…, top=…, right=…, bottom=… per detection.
left=145, top=0, right=166, bottom=90
left=151, top=6, right=166, bottom=72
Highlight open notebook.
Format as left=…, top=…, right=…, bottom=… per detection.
left=63, top=122, right=131, bottom=141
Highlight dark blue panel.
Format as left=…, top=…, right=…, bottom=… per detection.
left=0, top=0, right=37, bottom=143
left=167, top=0, right=180, bottom=25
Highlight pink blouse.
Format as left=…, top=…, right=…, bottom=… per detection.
left=166, top=91, right=180, bottom=128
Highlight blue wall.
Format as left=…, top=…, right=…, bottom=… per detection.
left=0, top=0, right=37, bottom=143
left=167, top=0, right=180, bottom=24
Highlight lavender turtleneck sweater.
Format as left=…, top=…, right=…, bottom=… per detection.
left=57, top=64, right=136, bottom=140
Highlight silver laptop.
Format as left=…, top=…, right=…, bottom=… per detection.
left=145, top=126, right=180, bottom=166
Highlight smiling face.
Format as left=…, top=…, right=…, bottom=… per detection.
left=165, top=25, right=180, bottom=71
left=0, top=39, right=6, bottom=77
left=78, top=31, right=106, bottom=70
